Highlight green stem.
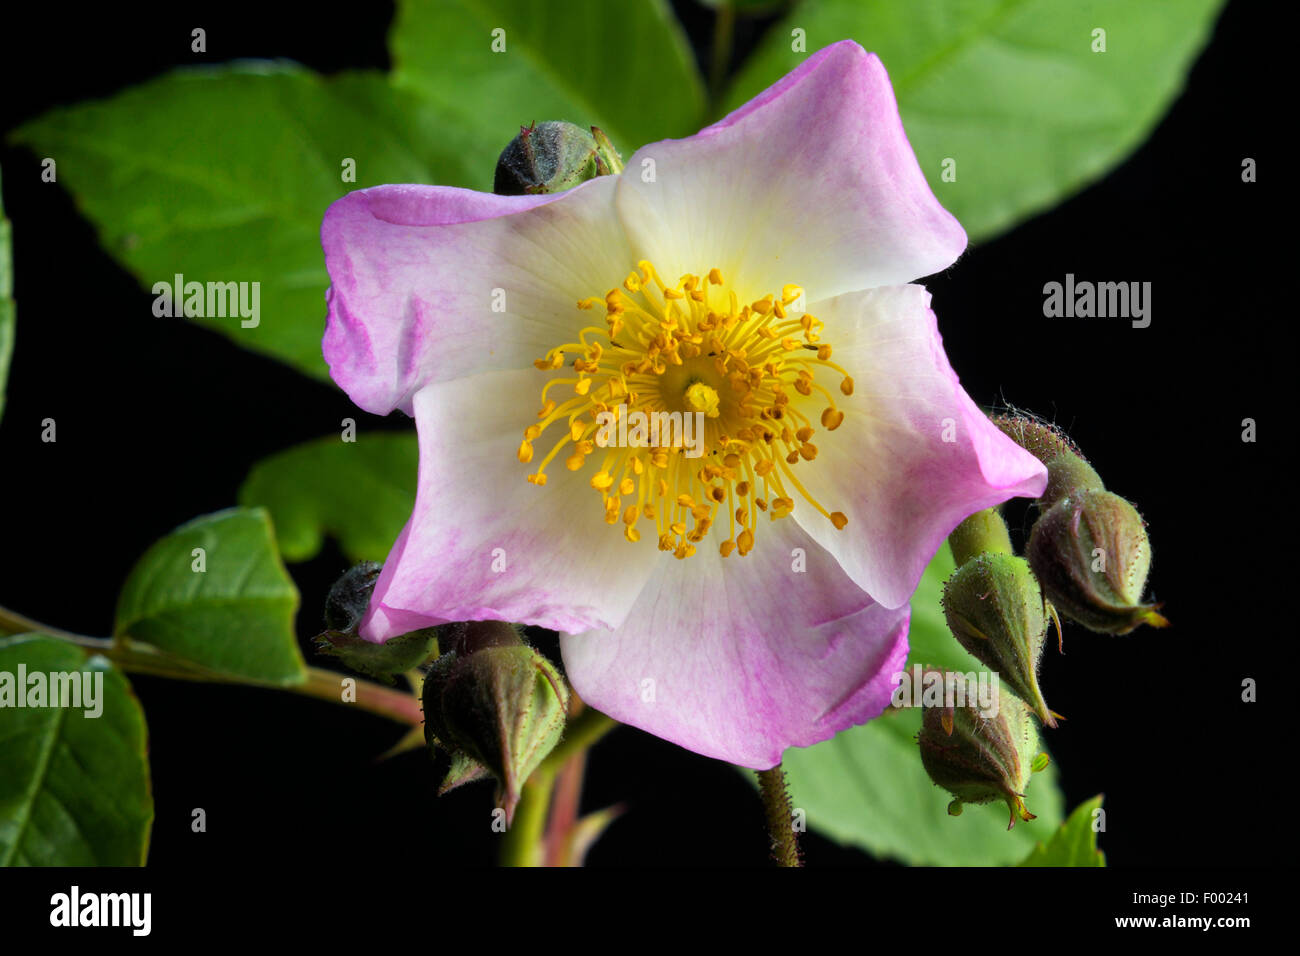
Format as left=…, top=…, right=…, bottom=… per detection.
left=539, top=706, right=617, bottom=772
left=0, top=605, right=89, bottom=644
left=757, top=765, right=802, bottom=867
left=0, top=604, right=423, bottom=726
left=500, top=768, right=556, bottom=867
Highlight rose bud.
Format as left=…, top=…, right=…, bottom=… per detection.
left=422, top=621, right=570, bottom=823
left=493, top=120, right=622, bottom=196
left=943, top=552, right=1056, bottom=727
left=1027, top=489, right=1168, bottom=635
left=918, top=693, right=1047, bottom=830
left=315, top=562, right=436, bottom=683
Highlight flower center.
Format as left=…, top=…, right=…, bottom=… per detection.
left=518, top=261, right=850, bottom=559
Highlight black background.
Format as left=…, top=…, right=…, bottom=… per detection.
left=0, top=0, right=1283, bottom=873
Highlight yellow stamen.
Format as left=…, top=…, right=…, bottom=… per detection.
left=518, top=260, right=854, bottom=556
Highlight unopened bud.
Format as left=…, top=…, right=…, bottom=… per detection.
left=1027, top=489, right=1168, bottom=634
left=993, top=416, right=1103, bottom=506
left=943, top=552, right=1056, bottom=727
left=323, top=561, right=381, bottom=633
left=993, top=416, right=1080, bottom=469
left=315, top=562, right=436, bottom=683
left=422, top=622, right=570, bottom=823
left=918, top=693, right=1046, bottom=830
left=493, top=121, right=623, bottom=196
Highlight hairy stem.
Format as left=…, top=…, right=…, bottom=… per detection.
left=757, top=764, right=802, bottom=867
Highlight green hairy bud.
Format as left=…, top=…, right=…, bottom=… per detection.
left=943, top=551, right=1056, bottom=727
left=993, top=415, right=1166, bottom=634
left=493, top=121, right=623, bottom=196
left=1028, top=490, right=1168, bottom=634
left=918, top=693, right=1047, bottom=830
left=422, top=621, right=570, bottom=823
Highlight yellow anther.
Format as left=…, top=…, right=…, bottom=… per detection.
left=840, top=376, right=855, bottom=396
left=830, top=512, right=848, bottom=530
left=708, top=268, right=724, bottom=285
left=591, top=472, right=614, bottom=491
left=566, top=453, right=586, bottom=471
left=575, top=378, right=592, bottom=396
left=820, top=408, right=845, bottom=430
left=517, top=441, right=534, bottom=463
left=618, top=477, right=635, bottom=495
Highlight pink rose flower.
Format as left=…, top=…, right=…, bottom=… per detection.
left=320, top=41, right=1046, bottom=769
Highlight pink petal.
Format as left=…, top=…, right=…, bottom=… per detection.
left=614, top=40, right=966, bottom=302
left=359, top=369, right=660, bottom=642
left=559, top=518, right=910, bottom=769
left=787, top=284, right=1048, bottom=609
left=322, top=177, right=631, bottom=416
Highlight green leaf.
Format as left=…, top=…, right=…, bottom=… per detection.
left=0, top=165, right=14, bottom=425
left=781, top=547, right=1064, bottom=865
left=724, top=0, right=1225, bottom=242
left=10, top=65, right=469, bottom=383
left=1020, top=794, right=1106, bottom=866
left=115, top=507, right=305, bottom=685
left=239, top=432, right=417, bottom=564
left=390, top=0, right=708, bottom=171
left=0, top=634, right=153, bottom=866
left=903, top=542, right=976, bottom=673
